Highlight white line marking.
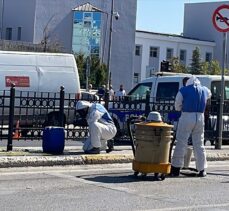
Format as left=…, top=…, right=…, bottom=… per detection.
left=140, top=202, right=229, bottom=210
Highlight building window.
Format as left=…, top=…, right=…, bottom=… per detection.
left=5, top=27, right=12, bottom=40
left=166, top=48, right=173, bottom=60
left=72, top=10, right=101, bottom=57
left=205, top=52, right=212, bottom=62
left=149, top=47, right=158, bottom=58
left=134, top=73, right=139, bottom=83
left=17, top=27, right=22, bottom=41
left=179, top=49, right=186, bottom=64
left=135, top=45, right=141, bottom=56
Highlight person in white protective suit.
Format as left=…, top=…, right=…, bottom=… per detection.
left=75, top=101, right=117, bottom=154
left=170, top=76, right=212, bottom=177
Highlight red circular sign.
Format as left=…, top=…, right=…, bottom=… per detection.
left=212, top=4, right=229, bottom=32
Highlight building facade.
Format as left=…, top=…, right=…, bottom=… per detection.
left=183, top=1, right=229, bottom=68
left=0, top=0, right=137, bottom=91
left=134, top=30, right=215, bottom=84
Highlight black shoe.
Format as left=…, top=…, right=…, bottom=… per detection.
left=106, top=140, right=114, bottom=153
left=169, top=166, right=180, bottom=177
left=85, top=147, right=100, bottom=154
left=198, top=170, right=207, bottom=177
left=106, top=148, right=113, bottom=153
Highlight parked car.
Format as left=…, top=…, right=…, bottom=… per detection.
left=80, top=91, right=100, bottom=101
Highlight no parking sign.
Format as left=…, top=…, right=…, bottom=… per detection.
left=212, top=4, right=229, bottom=149
left=212, top=4, right=229, bottom=32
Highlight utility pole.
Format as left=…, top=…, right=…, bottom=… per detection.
left=1, top=0, right=4, bottom=39
left=107, top=0, right=114, bottom=89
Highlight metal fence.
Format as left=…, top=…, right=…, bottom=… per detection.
left=1, top=85, right=229, bottom=151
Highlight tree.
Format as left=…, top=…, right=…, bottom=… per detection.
left=74, top=54, right=108, bottom=89
left=190, top=47, right=202, bottom=74
left=170, top=57, right=188, bottom=73
left=74, top=53, right=85, bottom=87
left=90, top=56, right=107, bottom=88
left=198, top=60, right=221, bottom=75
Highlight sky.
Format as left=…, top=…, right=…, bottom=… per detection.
left=136, top=0, right=226, bottom=35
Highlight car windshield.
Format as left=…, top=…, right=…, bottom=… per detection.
left=128, top=82, right=152, bottom=99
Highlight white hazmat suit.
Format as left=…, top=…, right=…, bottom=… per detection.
left=171, top=76, right=211, bottom=175
left=75, top=101, right=117, bottom=153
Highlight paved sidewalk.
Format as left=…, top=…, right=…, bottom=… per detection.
left=0, top=144, right=229, bottom=168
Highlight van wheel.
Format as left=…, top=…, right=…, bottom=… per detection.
left=43, top=111, right=66, bottom=127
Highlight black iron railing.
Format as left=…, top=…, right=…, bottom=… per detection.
left=1, top=85, right=229, bottom=150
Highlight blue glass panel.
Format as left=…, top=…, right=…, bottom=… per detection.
left=74, top=12, right=83, bottom=20
left=93, top=20, right=101, bottom=29
left=72, top=11, right=101, bottom=56
left=93, top=12, right=101, bottom=20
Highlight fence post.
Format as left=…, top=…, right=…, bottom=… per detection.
left=7, top=84, right=15, bottom=151
left=215, top=97, right=222, bottom=149
left=145, top=90, right=151, bottom=117
left=59, top=86, right=65, bottom=127
left=104, top=90, right=109, bottom=110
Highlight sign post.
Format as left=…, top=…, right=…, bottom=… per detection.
left=212, top=5, right=229, bottom=149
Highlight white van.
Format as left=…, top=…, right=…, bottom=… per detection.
left=0, top=51, right=80, bottom=95
left=110, top=73, right=229, bottom=144
left=0, top=51, right=80, bottom=130
left=128, top=73, right=229, bottom=102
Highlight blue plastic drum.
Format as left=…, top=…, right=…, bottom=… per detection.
left=42, top=127, right=65, bottom=154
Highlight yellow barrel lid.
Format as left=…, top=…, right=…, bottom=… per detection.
left=135, top=121, right=173, bottom=128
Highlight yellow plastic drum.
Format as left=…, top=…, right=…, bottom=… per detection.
left=132, top=122, right=173, bottom=174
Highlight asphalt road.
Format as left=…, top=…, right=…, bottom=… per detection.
left=0, top=161, right=229, bottom=211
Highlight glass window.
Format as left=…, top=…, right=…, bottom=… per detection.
left=5, top=27, right=12, bottom=40
left=149, top=47, right=158, bottom=58
left=156, top=82, right=179, bottom=101
left=17, top=27, right=22, bottom=40
left=205, top=52, right=212, bottom=62
left=84, top=21, right=92, bottom=28
left=93, top=12, right=101, bottom=20
left=166, top=48, right=173, bottom=60
left=128, top=82, right=152, bottom=99
left=72, top=11, right=101, bottom=57
left=84, top=12, right=92, bottom=20
left=135, top=45, right=141, bottom=56
left=211, top=81, right=229, bottom=100
left=180, top=49, right=186, bottom=63
left=134, top=73, right=139, bottom=83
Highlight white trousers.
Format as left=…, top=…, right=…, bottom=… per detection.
left=172, top=112, right=207, bottom=171
left=83, top=122, right=117, bottom=152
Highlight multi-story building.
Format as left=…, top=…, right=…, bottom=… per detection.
left=134, top=30, right=215, bottom=84
left=0, top=0, right=137, bottom=91
left=1, top=1, right=227, bottom=90
left=183, top=1, right=229, bottom=68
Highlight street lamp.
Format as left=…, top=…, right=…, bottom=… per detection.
left=107, top=0, right=119, bottom=89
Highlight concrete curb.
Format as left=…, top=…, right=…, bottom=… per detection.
left=0, top=154, right=134, bottom=168
left=0, top=156, right=84, bottom=168
left=82, top=154, right=133, bottom=164
left=0, top=146, right=229, bottom=168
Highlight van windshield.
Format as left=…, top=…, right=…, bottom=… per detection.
left=128, top=82, right=152, bottom=100
left=211, top=81, right=229, bottom=100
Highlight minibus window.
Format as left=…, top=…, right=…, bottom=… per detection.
left=211, top=81, right=229, bottom=100
left=156, top=82, right=179, bottom=101
left=128, top=82, right=152, bottom=100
